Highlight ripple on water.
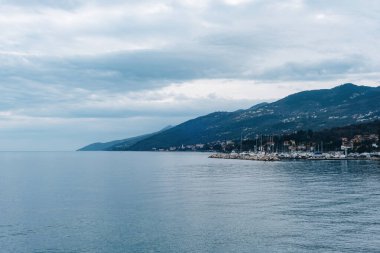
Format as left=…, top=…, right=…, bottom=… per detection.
left=0, top=152, right=379, bottom=253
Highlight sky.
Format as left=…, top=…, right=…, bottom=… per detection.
left=0, top=0, right=379, bottom=151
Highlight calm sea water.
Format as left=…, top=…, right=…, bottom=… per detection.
left=0, top=152, right=379, bottom=253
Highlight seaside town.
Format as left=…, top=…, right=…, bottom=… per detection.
left=153, top=132, right=380, bottom=161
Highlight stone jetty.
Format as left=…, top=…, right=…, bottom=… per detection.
left=209, top=151, right=380, bottom=161
left=209, top=153, right=280, bottom=161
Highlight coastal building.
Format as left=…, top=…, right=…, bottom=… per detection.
left=368, top=134, right=379, bottom=142
left=195, top=144, right=205, bottom=149
left=352, top=135, right=363, bottom=143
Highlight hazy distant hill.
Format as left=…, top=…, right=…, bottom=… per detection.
left=78, top=125, right=172, bottom=151
left=127, top=83, right=380, bottom=150
left=78, top=134, right=150, bottom=151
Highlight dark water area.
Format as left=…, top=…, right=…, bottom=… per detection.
left=0, top=152, right=379, bottom=253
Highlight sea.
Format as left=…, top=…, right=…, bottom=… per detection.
left=0, top=151, right=379, bottom=253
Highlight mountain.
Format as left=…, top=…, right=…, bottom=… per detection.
left=78, top=134, right=151, bottom=151
left=78, top=125, right=172, bottom=151
left=127, top=83, right=380, bottom=150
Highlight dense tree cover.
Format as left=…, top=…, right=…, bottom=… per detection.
left=210, top=120, right=380, bottom=153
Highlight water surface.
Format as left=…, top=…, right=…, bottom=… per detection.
left=0, top=152, right=379, bottom=252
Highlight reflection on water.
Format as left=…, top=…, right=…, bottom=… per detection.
left=0, top=152, right=379, bottom=253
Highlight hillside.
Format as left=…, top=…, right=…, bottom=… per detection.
left=78, top=126, right=172, bottom=151
left=78, top=134, right=151, bottom=151
left=127, top=83, right=380, bottom=150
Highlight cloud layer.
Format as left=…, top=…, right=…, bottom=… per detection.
left=0, top=0, right=379, bottom=150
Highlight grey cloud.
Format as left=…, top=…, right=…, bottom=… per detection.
left=0, top=48, right=246, bottom=92
left=0, top=0, right=80, bottom=8
left=257, top=56, right=373, bottom=81
left=2, top=49, right=375, bottom=94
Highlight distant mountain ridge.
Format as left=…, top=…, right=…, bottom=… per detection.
left=78, top=125, right=172, bottom=151
left=78, top=83, right=380, bottom=151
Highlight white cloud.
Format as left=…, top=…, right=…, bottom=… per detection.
left=223, top=0, right=253, bottom=6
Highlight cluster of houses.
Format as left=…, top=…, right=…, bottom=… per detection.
left=283, top=134, right=380, bottom=153
left=152, top=133, right=380, bottom=154
left=153, top=143, right=205, bottom=152
left=341, top=134, right=379, bottom=150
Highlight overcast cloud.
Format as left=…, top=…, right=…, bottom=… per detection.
left=0, top=0, right=379, bottom=150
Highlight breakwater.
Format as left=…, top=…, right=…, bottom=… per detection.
left=209, top=153, right=280, bottom=161
left=209, top=152, right=380, bottom=161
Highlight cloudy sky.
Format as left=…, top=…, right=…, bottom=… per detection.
left=0, top=0, right=379, bottom=150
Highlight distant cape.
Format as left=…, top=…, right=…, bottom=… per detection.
left=78, top=125, right=172, bottom=151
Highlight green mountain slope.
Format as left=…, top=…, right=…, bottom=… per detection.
left=128, top=83, right=380, bottom=150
